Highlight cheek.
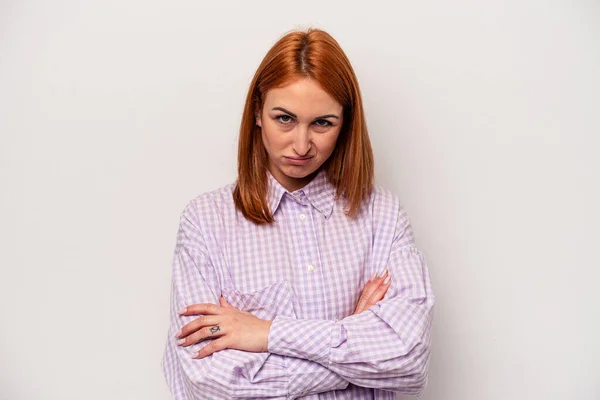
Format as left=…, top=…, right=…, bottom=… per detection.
left=317, top=133, right=341, bottom=156
left=261, top=123, right=286, bottom=154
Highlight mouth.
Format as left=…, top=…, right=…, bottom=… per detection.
left=285, top=156, right=314, bottom=166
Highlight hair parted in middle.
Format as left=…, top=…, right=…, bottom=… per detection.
left=233, top=28, right=374, bottom=225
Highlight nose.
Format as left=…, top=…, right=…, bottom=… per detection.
left=292, top=125, right=312, bottom=156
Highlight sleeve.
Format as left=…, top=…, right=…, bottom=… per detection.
left=161, top=200, right=349, bottom=400
left=267, top=202, right=435, bottom=396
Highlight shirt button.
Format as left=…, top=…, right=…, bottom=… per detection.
left=307, top=264, right=315, bottom=272
left=299, top=214, right=306, bottom=221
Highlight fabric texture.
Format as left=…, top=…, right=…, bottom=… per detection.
left=161, top=168, right=435, bottom=399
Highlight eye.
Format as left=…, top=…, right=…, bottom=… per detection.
left=314, top=119, right=332, bottom=127
left=276, top=115, right=294, bottom=124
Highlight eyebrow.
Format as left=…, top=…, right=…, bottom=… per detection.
left=271, top=107, right=340, bottom=120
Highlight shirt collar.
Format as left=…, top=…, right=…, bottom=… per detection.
left=266, top=168, right=336, bottom=219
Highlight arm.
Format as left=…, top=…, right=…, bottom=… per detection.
left=161, top=201, right=348, bottom=399
left=267, top=203, right=435, bottom=396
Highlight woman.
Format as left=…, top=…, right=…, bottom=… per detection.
left=162, top=28, right=435, bottom=399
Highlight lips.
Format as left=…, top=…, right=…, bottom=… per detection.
left=285, top=156, right=313, bottom=166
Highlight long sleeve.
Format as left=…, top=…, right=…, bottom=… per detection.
left=161, top=202, right=349, bottom=400
left=267, top=203, right=435, bottom=396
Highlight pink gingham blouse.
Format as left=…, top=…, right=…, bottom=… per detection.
left=161, top=167, right=435, bottom=399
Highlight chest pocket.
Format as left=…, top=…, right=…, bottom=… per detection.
left=221, top=279, right=297, bottom=320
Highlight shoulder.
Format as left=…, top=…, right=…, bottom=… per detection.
left=366, top=183, right=413, bottom=236
left=179, top=181, right=237, bottom=227
left=367, top=183, right=403, bottom=217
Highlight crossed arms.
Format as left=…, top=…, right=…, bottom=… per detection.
left=161, top=203, right=435, bottom=399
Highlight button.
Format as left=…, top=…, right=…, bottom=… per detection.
left=299, top=214, right=306, bottom=221
left=307, top=264, right=315, bottom=272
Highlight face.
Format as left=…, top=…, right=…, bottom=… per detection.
left=256, top=77, right=344, bottom=192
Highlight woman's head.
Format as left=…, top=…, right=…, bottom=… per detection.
left=234, top=28, right=374, bottom=224
left=257, top=77, right=343, bottom=193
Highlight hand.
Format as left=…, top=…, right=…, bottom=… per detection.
left=175, top=295, right=273, bottom=359
left=353, top=269, right=391, bottom=315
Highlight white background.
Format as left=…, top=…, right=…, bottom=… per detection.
left=1, top=1, right=599, bottom=399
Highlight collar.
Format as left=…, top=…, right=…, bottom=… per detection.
left=266, top=168, right=336, bottom=219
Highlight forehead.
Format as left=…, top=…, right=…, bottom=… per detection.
left=263, top=78, right=342, bottom=114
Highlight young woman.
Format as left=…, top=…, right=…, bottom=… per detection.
left=162, top=28, right=435, bottom=399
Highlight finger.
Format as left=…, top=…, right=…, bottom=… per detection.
left=369, top=268, right=388, bottom=289
left=354, top=270, right=391, bottom=314
left=367, top=275, right=392, bottom=305
left=193, top=337, right=229, bottom=358
left=354, top=293, right=376, bottom=314
left=179, top=325, right=225, bottom=347
left=179, top=303, right=223, bottom=316
left=376, top=268, right=389, bottom=280
left=353, top=293, right=369, bottom=314
left=354, top=282, right=378, bottom=313
left=219, top=295, right=235, bottom=309
left=361, top=278, right=381, bottom=299
left=176, top=315, right=220, bottom=339
left=354, top=276, right=384, bottom=312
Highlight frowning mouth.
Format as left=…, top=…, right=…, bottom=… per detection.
left=285, top=156, right=313, bottom=165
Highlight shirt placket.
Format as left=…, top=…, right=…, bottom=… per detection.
left=288, top=190, right=326, bottom=320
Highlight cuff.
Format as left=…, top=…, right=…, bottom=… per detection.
left=267, top=315, right=338, bottom=365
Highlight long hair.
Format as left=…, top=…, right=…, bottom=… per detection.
left=233, top=28, right=374, bottom=224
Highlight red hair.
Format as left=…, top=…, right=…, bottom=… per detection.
left=233, top=28, right=374, bottom=224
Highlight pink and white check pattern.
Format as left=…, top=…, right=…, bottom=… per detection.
left=162, top=168, right=435, bottom=399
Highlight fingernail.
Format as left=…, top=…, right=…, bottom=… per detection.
left=177, top=339, right=185, bottom=345
left=178, top=307, right=186, bottom=315
left=384, top=275, right=391, bottom=284
left=370, top=271, right=377, bottom=281
left=175, top=330, right=182, bottom=338
left=379, top=268, right=388, bottom=278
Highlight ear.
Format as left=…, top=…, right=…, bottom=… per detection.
left=255, top=110, right=262, bottom=128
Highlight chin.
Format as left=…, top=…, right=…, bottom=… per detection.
left=284, top=165, right=318, bottom=177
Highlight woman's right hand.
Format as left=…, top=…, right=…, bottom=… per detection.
left=352, top=269, right=391, bottom=315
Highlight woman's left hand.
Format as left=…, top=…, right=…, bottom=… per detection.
left=175, top=296, right=273, bottom=359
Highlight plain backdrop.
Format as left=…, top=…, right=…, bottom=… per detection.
left=1, top=1, right=599, bottom=399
